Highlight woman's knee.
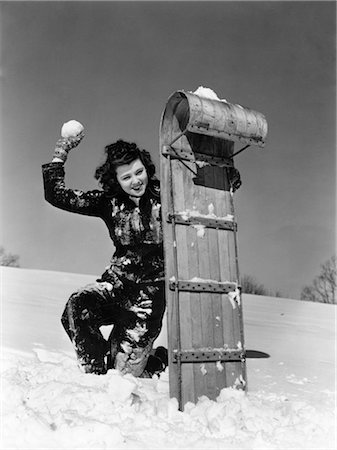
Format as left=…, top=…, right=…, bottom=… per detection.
left=60, top=287, right=88, bottom=329
left=61, top=282, right=116, bottom=332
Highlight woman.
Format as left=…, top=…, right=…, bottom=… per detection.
left=42, top=132, right=166, bottom=377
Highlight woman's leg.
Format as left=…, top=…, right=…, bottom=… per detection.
left=61, top=281, right=136, bottom=374
left=112, top=282, right=166, bottom=377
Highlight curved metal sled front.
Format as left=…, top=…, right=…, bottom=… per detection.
left=163, top=90, right=268, bottom=148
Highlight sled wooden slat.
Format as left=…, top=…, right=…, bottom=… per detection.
left=171, top=157, right=197, bottom=404
left=195, top=180, right=216, bottom=401
left=210, top=161, right=230, bottom=390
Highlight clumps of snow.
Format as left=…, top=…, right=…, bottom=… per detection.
left=208, top=203, right=215, bottom=216
left=195, top=160, right=210, bottom=168
left=216, top=361, right=224, bottom=372
left=2, top=348, right=335, bottom=449
left=126, top=322, right=147, bottom=342
left=107, top=373, right=138, bottom=403
left=180, top=210, right=191, bottom=221
left=180, top=207, right=216, bottom=221
left=192, top=86, right=228, bottom=103
left=193, top=86, right=220, bottom=101
left=190, top=276, right=218, bottom=283
left=97, top=281, right=113, bottom=292
left=200, top=364, right=207, bottom=375
left=120, top=340, right=133, bottom=354
left=228, top=288, right=241, bottom=309
left=122, top=258, right=132, bottom=266
left=193, top=224, right=206, bottom=238
left=233, top=374, right=246, bottom=389
left=130, top=304, right=152, bottom=319
left=178, top=209, right=234, bottom=222
left=212, top=345, right=242, bottom=353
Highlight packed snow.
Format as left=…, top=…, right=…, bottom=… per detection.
left=178, top=208, right=234, bottom=222
left=61, top=120, right=84, bottom=138
left=227, top=288, right=241, bottom=309
left=1, top=267, right=336, bottom=449
left=193, top=86, right=221, bottom=101
left=192, top=86, right=228, bottom=103
left=177, top=206, right=234, bottom=239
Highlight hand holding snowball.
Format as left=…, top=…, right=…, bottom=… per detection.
left=52, top=120, right=85, bottom=163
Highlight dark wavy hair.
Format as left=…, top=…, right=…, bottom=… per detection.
left=94, top=140, right=158, bottom=198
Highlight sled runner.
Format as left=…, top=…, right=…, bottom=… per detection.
left=159, top=90, right=267, bottom=410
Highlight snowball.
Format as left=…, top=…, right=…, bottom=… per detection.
left=61, top=120, right=84, bottom=138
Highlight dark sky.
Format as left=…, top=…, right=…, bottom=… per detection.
left=1, top=1, right=336, bottom=298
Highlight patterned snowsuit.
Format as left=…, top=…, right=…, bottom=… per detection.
left=42, top=162, right=165, bottom=376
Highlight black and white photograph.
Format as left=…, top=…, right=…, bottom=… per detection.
left=1, top=0, right=335, bottom=448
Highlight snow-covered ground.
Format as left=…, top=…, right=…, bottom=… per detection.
left=1, top=266, right=336, bottom=449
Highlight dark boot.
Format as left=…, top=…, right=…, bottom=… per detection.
left=154, top=346, right=168, bottom=368
left=144, top=346, right=168, bottom=376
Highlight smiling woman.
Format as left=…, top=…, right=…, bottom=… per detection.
left=116, top=159, right=148, bottom=202
left=42, top=131, right=166, bottom=378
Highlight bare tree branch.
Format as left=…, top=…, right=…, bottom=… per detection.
left=301, top=256, right=336, bottom=304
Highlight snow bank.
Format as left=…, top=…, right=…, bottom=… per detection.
left=2, top=348, right=334, bottom=450
left=1, top=267, right=336, bottom=449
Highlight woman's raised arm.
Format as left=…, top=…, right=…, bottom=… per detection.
left=42, top=123, right=106, bottom=217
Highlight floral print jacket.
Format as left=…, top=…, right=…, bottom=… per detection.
left=42, top=162, right=164, bottom=285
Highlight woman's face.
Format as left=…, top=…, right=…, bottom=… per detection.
left=116, top=158, right=148, bottom=198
